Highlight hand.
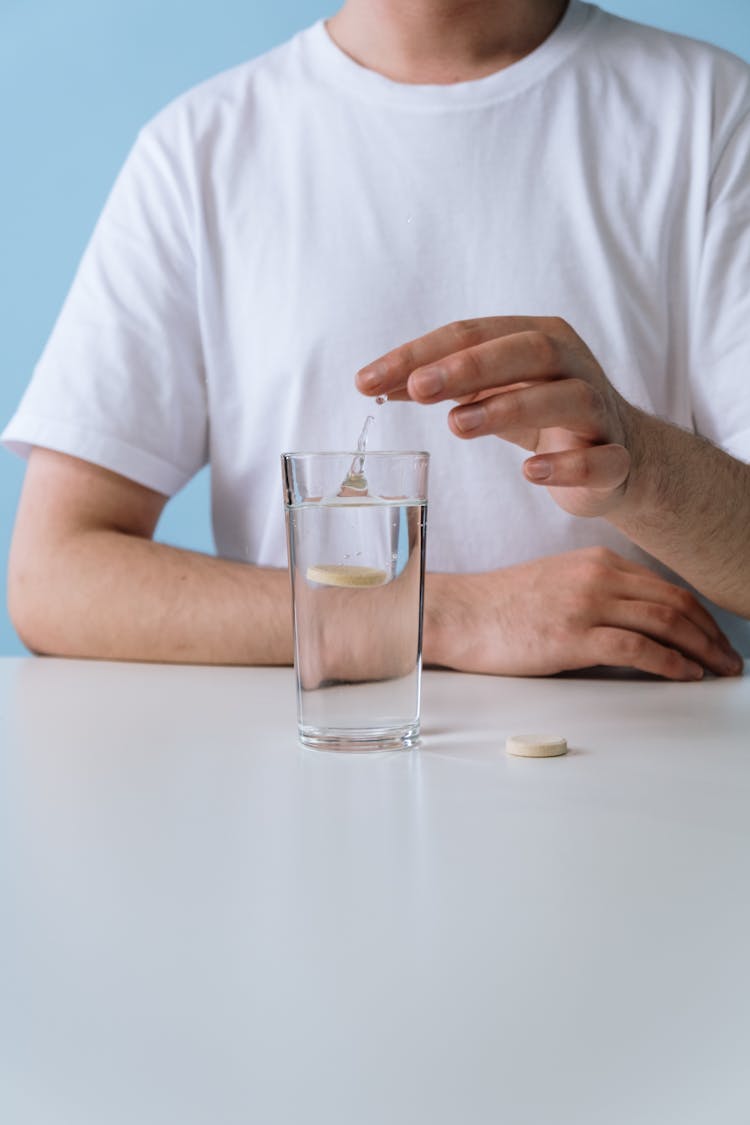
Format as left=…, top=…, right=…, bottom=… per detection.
left=356, top=317, right=643, bottom=520
left=424, top=548, right=744, bottom=680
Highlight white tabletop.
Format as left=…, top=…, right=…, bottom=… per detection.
left=1, top=656, right=749, bottom=1124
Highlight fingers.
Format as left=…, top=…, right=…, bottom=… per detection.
left=356, top=317, right=572, bottom=398
left=569, top=547, right=741, bottom=676
left=601, top=599, right=743, bottom=677
left=583, top=547, right=741, bottom=667
left=407, top=331, right=576, bottom=403
left=587, top=627, right=707, bottom=681
left=521, top=444, right=631, bottom=492
left=616, top=566, right=734, bottom=652
left=449, top=379, right=608, bottom=441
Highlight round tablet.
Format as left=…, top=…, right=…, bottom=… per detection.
left=506, top=734, right=568, bottom=759
left=306, top=564, right=388, bottom=587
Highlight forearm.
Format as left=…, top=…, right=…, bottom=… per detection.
left=613, top=410, right=750, bottom=616
left=9, top=529, right=293, bottom=664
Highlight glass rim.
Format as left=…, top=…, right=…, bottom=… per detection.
left=281, top=450, right=430, bottom=460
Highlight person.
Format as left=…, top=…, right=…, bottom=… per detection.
left=3, top=0, right=749, bottom=679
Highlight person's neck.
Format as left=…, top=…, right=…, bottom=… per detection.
left=325, top=0, right=570, bottom=85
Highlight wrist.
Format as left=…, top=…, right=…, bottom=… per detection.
left=609, top=402, right=665, bottom=524
left=423, top=571, right=457, bottom=669
left=423, top=570, right=486, bottom=671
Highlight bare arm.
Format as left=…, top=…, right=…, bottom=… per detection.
left=8, top=446, right=741, bottom=680
left=8, top=448, right=293, bottom=664
left=608, top=410, right=750, bottom=614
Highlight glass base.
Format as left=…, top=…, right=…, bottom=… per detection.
left=299, top=722, right=420, bottom=753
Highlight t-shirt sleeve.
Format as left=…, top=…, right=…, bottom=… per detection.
left=1, top=117, right=208, bottom=496
left=689, top=72, right=750, bottom=465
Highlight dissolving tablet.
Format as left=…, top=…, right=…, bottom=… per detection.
left=306, top=564, right=388, bottom=587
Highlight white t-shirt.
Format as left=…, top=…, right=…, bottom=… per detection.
left=4, top=2, right=750, bottom=640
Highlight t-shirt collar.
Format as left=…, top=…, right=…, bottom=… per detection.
left=301, top=1, right=598, bottom=110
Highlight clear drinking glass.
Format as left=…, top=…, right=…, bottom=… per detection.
left=282, top=451, right=429, bottom=751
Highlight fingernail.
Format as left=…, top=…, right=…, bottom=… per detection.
left=724, top=652, right=744, bottom=674
left=526, top=458, right=551, bottom=481
left=357, top=367, right=382, bottom=392
left=453, top=404, right=485, bottom=432
left=412, top=366, right=446, bottom=397
left=687, top=663, right=704, bottom=680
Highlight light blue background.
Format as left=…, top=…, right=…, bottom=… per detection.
left=1, top=0, right=749, bottom=655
